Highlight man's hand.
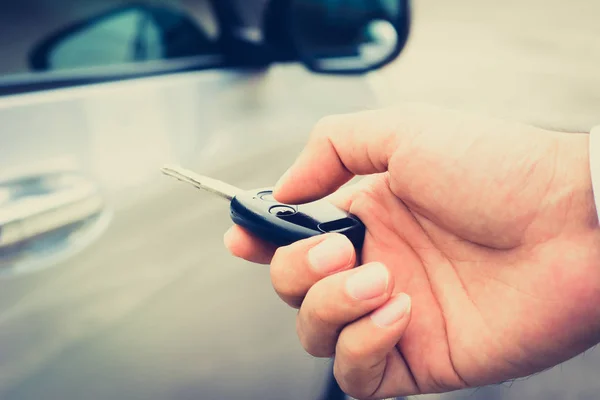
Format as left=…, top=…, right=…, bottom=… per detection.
left=224, top=104, right=600, bottom=399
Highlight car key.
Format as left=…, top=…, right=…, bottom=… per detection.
left=161, top=165, right=365, bottom=249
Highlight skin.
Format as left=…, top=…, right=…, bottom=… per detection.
left=223, top=104, right=600, bottom=399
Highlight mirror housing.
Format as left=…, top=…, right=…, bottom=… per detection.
left=285, top=0, right=411, bottom=74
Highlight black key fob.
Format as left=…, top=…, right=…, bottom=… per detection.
left=230, top=188, right=365, bottom=249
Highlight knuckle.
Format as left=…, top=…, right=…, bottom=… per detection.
left=311, top=114, right=344, bottom=140
left=305, top=298, right=331, bottom=329
left=333, top=362, right=366, bottom=400
left=298, top=336, right=329, bottom=358
left=297, top=288, right=340, bottom=357
left=296, top=315, right=334, bottom=358
left=272, top=282, right=301, bottom=308
left=337, top=332, right=367, bottom=365
left=303, top=283, right=334, bottom=326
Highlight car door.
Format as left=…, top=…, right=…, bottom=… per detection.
left=0, top=1, right=382, bottom=399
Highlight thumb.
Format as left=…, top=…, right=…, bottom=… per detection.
left=273, top=108, right=400, bottom=204
left=333, top=293, right=418, bottom=400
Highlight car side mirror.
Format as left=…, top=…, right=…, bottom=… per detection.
left=288, top=0, right=410, bottom=74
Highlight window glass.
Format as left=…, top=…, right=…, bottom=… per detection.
left=0, top=0, right=220, bottom=77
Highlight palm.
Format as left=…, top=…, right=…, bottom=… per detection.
left=352, top=171, right=600, bottom=393
left=227, top=105, right=600, bottom=398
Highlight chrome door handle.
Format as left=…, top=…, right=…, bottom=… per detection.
left=0, top=162, right=111, bottom=276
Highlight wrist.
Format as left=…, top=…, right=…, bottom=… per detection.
left=552, top=130, right=600, bottom=346
left=553, top=131, right=598, bottom=232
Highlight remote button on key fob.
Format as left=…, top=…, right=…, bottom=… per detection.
left=231, top=189, right=365, bottom=248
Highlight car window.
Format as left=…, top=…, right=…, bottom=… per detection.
left=47, top=8, right=164, bottom=71
left=0, top=0, right=221, bottom=78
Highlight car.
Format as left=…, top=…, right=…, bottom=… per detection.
left=0, top=1, right=410, bottom=399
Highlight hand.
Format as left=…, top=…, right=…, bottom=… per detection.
left=224, top=104, right=600, bottom=399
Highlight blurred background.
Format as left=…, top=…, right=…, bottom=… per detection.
left=0, top=1, right=599, bottom=400
left=371, top=0, right=600, bottom=133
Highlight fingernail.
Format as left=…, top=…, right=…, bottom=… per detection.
left=345, top=262, right=389, bottom=300
left=370, top=293, right=411, bottom=327
left=308, top=235, right=353, bottom=274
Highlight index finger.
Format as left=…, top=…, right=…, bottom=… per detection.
left=273, top=108, right=401, bottom=204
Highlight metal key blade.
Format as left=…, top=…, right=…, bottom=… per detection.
left=161, top=164, right=241, bottom=201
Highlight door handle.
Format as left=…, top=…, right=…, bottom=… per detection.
left=0, top=162, right=110, bottom=276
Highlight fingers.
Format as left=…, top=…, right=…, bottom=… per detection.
left=223, top=225, right=277, bottom=264
left=273, top=109, right=400, bottom=204
left=296, top=262, right=394, bottom=358
left=334, top=293, right=417, bottom=399
left=271, top=233, right=356, bottom=307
